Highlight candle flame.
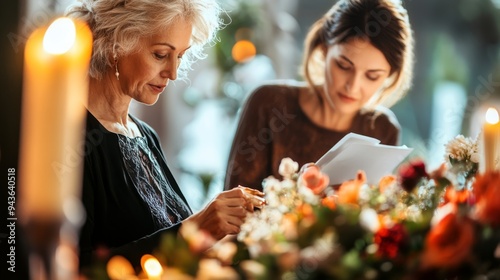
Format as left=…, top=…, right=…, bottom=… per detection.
left=144, top=256, right=163, bottom=277
left=485, top=107, right=499, bottom=124
left=43, top=17, right=76, bottom=55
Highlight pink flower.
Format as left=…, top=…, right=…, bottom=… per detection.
left=300, top=164, right=329, bottom=195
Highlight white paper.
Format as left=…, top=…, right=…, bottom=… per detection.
left=316, top=133, right=413, bottom=185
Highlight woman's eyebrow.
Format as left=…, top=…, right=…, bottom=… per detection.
left=153, top=42, right=191, bottom=52
left=340, top=55, right=388, bottom=73
left=339, top=55, right=353, bottom=65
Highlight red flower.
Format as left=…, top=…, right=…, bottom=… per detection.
left=398, top=159, right=428, bottom=192
left=473, top=171, right=500, bottom=226
left=373, top=223, right=408, bottom=259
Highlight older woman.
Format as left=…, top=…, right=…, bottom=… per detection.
left=224, top=0, right=415, bottom=191
left=66, top=0, right=263, bottom=270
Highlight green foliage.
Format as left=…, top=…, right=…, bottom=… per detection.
left=157, top=232, right=200, bottom=276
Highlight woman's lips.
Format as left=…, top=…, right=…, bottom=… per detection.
left=338, top=93, right=357, bottom=103
left=149, top=84, right=165, bottom=93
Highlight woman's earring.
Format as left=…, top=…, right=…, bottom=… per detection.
left=114, top=54, right=120, bottom=80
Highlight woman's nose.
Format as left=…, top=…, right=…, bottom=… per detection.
left=345, top=73, right=361, bottom=94
left=160, top=59, right=179, bottom=80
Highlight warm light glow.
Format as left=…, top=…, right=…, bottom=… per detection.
left=63, top=197, right=85, bottom=226
left=43, top=17, right=76, bottom=54
left=106, top=256, right=135, bottom=279
left=485, top=108, right=499, bottom=125
left=55, top=243, right=78, bottom=272
left=231, top=40, right=256, bottom=63
left=144, top=257, right=163, bottom=277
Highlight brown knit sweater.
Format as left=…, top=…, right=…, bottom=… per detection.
left=224, top=82, right=400, bottom=191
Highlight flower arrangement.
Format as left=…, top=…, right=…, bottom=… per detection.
left=234, top=134, right=499, bottom=279
left=93, top=134, right=500, bottom=279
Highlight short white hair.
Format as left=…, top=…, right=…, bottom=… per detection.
left=66, top=0, right=224, bottom=80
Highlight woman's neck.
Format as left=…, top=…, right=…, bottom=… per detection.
left=87, top=75, right=141, bottom=137
left=298, top=87, right=357, bottom=131
left=87, top=75, right=131, bottom=125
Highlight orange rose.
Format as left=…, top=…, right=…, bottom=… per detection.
left=378, top=175, right=396, bottom=193
left=297, top=203, right=314, bottom=219
left=473, top=171, right=500, bottom=225
left=337, top=170, right=366, bottom=205
left=321, top=196, right=336, bottom=210
left=443, top=187, right=471, bottom=205
left=296, top=203, right=316, bottom=229
left=282, top=213, right=299, bottom=240
left=300, top=164, right=329, bottom=195
left=420, top=212, right=475, bottom=269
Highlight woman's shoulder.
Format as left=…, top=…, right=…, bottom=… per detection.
left=357, top=106, right=401, bottom=145
left=360, top=106, right=400, bottom=129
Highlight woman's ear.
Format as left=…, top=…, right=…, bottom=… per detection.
left=109, top=42, right=121, bottom=65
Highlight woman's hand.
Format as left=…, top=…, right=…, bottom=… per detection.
left=184, top=186, right=264, bottom=240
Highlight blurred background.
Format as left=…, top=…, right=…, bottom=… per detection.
left=13, top=0, right=500, bottom=213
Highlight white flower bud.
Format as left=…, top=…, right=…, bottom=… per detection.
left=278, top=157, right=299, bottom=179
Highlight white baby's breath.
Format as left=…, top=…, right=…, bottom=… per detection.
left=297, top=185, right=319, bottom=205
left=278, top=157, right=299, bottom=179
left=360, top=208, right=380, bottom=232
left=238, top=158, right=323, bottom=256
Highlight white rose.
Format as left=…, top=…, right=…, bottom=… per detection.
left=278, top=157, right=299, bottom=179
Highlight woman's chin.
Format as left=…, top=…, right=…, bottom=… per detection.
left=334, top=103, right=361, bottom=115
left=136, top=97, right=160, bottom=106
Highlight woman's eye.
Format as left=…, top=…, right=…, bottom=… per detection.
left=154, top=53, right=167, bottom=59
left=336, top=61, right=350, bottom=70
left=366, top=74, right=380, bottom=81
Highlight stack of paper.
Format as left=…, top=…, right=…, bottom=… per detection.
left=316, top=133, right=413, bottom=185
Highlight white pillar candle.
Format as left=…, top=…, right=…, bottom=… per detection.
left=480, top=107, right=500, bottom=172
left=19, top=17, right=92, bottom=220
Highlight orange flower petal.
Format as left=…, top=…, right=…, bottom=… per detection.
left=337, top=170, right=366, bottom=204
left=378, top=175, right=396, bottom=193
left=473, top=171, right=500, bottom=225
left=321, top=196, right=336, bottom=210
left=421, top=213, right=475, bottom=269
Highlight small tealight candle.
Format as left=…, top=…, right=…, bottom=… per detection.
left=481, top=107, right=500, bottom=172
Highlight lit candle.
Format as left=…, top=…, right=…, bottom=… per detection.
left=19, top=17, right=92, bottom=220
left=481, top=107, right=500, bottom=172
left=143, top=256, right=163, bottom=280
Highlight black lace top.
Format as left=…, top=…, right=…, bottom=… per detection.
left=79, top=111, right=192, bottom=269
left=117, top=135, right=190, bottom=228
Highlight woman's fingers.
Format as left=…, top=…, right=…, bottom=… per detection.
left=237, top=185, right=265, bottom=197
left=187, top=187, right=267, bottom=240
